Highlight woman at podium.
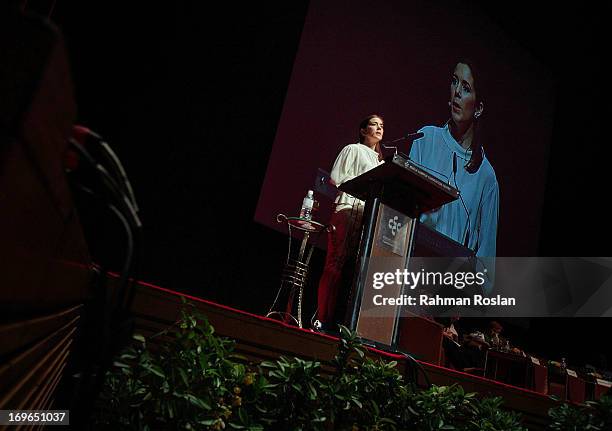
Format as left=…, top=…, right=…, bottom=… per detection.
left=315, top=114, right=385, bottom=332
left=409, top=59, right=499, bottom=285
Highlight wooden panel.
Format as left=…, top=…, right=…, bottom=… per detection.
left=0, top=305, right=81, bottom=357
left=594, top=379, right=612, bottom=400
left=566, top=374, right=585, bottom=403
left=16, top=341, right=72, bottom=411
left=357, top=205, right=414, bottom=345
left=129, top=285, right=340, bottom=363
left=397, top=315, right=443, bottom=365
left=0, top=319, right=77, bottom=409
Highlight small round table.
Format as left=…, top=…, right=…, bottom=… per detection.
left=266, top=214, right=333, bottom=328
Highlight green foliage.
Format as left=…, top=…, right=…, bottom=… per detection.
left=548, top=395, right=612, bottom=431
left=411, top=384, right=473, bottom=430
left=95, top=303, right=259, bottom=430
left=95, top=306, right=528, bottom=430
left=257, top=356, right=326, bottom=430
left=464, top=396, right=525, bottom=431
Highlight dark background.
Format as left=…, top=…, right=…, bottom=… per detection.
left=34, top=1, right=610, bottom=368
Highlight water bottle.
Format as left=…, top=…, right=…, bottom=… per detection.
left=299, top=190, right=314, bottom=220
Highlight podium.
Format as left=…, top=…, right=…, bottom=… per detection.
left=339, top=153, right=460, bottom=349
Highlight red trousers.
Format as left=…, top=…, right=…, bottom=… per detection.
left=317, top=208, right=363, bottom=324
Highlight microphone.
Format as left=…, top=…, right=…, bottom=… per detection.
left=403, top=131, right=425, bottom=140
left=381, top=131, right=424, bottom=146
left=453, top=152, right=457, bottom=175
left=381, top=131, right=425, bottom=155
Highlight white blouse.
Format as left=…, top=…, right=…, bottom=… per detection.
left=330, top=143, right=383, bottom=212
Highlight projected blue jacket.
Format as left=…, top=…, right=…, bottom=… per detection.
left=409, top=124, right=499, bottom=261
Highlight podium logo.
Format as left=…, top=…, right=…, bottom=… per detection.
left=388, top=216, right=402, bottom=236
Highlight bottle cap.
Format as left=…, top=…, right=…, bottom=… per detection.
left=307, top=190, right=314, bottom=198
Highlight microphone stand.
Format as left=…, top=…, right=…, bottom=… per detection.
left=380, top=131, right=425, bottom=156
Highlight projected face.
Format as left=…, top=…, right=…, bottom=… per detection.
left=449, top=63, right=482, bottom=127
left=360, top=117, right=384, bottom=147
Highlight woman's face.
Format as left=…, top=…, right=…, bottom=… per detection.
left=449, top=63, right=482, bottom=127
left=360, top=116, right=384, bottom=145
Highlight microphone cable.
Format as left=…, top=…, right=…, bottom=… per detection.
left=452, top=152, right=472, bottom=249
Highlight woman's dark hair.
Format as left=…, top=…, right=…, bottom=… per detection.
left=453, top=58, right=485, bottom=174
left=358, top=114, right=384, bottom=161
